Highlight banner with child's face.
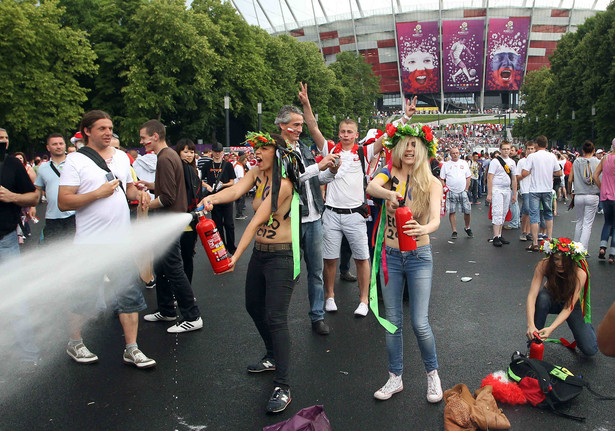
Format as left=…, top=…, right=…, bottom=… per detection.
left=397, top=21, right=440, bottom=95
left=485, top=18, right=530, bottom=91
left=442, top=19, right=485, bottom=93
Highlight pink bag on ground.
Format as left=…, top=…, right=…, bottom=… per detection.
left=263, top=405, right=332, bottom=431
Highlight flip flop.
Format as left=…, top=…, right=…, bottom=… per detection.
left=609, top=255, right=614, bottom=265
left=526, top=244, right=540, bottom=252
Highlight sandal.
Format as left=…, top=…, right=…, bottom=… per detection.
left=599, top=247, right=606, bottom=260
left=526, top=244, right=540, bottom=252
left=609, top=255, right=614, bottom=265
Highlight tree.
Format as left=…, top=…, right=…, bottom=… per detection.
left=0, top=0, right=96, bottom=154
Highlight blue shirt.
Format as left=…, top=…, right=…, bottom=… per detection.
left=34, top=160, right=75, bottom=220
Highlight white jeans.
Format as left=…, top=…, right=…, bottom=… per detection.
left=491, top=187, right=511, bottom=226
left=574, top=194, right=600, bottom=249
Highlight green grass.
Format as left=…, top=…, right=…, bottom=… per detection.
left=408, top=114, right=497, bottom=123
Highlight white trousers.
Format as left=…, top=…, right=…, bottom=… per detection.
left=491, top=187, right=511, bottom=226
left=574, top=194, right=600, bottom=250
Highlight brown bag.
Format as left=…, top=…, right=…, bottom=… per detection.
left=444, top=384, right=511, bottom=431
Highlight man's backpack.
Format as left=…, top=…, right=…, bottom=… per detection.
left=507, top=352, right=614, bottom=421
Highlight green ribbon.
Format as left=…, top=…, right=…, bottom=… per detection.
left=369, top=205, right=398, bottom=334
left=291, top=191, right=300, bottom=279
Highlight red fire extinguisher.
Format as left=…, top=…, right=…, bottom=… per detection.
left=194, top=210, right=232, bottom=274
left=396, top=201, right=417, bottom=251
left=528, top=332, right=544, bottom=360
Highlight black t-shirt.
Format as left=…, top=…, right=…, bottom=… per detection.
left=0, top=156, right=35, bottom=238
left=200, top=160, right=235, bottom=188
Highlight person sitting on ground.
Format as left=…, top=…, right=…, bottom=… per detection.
left=526, top=238, right=597, bottom=356
left=366, top=122, right=444, bottom=403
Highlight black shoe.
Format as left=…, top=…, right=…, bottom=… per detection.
left=451, top=231, right=458, bottom=239
left=492, top=236, right=503, bottom=247
left=499, top=236, right=510, bottom=244
left=340, top=272, right=357, bottom=282
left=266, top=387, right=291, bottom=414
left=464, top=228, right=473, bottom=238
left=247, top=357, right=276, bottom=373
left=312, top=319, right=330, bottom=335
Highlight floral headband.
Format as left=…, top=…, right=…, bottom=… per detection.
left=245, top=131, right=275, bottom=148
left=541, top=237, right=587, bottom=262
left=384, top=123, right=438, bottom=159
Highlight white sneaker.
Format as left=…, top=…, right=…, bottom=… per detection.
left=374, top=372, right=403, bottom=400
left=354, top=302, right=369, bottom=317
left=66, top=342, right=98, bottom=364
left=144, top=312, right=176, bottom=322
left=123, top=349, right=156, bottom=369
left=167, top=317, right=203, bottom=333
left=324, top=298, right=337, bottom=312
left=426, top=370, right=443, bottom=403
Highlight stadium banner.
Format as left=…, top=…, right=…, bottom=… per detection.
left=485, top=17, right=530, bottom=91
left=397, top=21, right=440, bottom=95
left=442, top=19, right=485, bottom=93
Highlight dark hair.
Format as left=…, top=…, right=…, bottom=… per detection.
left=13, top=152, right=28, bottom=165
left=47, top=133, right=64, bottom=144
left=582, top=140, right=595, bottom=155
left=141, top=119, right=166, bottom=141
left=175, top=138, right=197, bottom=172
left=543, top=254, right=579, bottom=306
left=536, top=135, right=548, bottom=148
left=80, top=110, right=112, bottom=144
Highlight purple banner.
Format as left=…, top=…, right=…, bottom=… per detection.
left=397, top=21, right=440, bottom=94
left=486, top=17, right=530, bottom=91
left=442, top=19, right=484, bottom=92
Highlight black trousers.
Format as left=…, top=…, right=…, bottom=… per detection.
left=212, top=203, right=235, bottom=254
left=43, top=215, right=76, bottom=242
left=245, top=248, right=295, bottom=389
left=154, top=237, right=200, bottom=321
left=180, top=229, right=198, bottom=284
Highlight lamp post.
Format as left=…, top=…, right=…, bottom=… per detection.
left=224, top=93, right=230, bottom=148
left=257, top=101, right=262, bottom=131
left=571, top=110, right=575, bottom=145
left=591, top=105, right=596, bottom=142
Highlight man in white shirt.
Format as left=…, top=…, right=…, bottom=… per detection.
left=487, top=141, right=517, bottom=247
left=299, top=83, right=388, bottom=317
left=440, top=147, right=472, bottom=238
left=516, top=142, right=535, bottom=241
left=521, top=135, right=562, bottom=251
left=58, top=110, right=155, bottom=369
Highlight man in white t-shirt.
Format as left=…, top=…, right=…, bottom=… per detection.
left=516, top=142, right=535, bottom=241
left=299, top=85, right=397, bottom=317
left=233, top=152, right=247, bottom=219
left=486, top=141, right=517, bottom=247
left=58, top=110, right=155, bottom=369
left=440, top=147, right=472, bottom=238
left=520, top=135, right=562, bottom=251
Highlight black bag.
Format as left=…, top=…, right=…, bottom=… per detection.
left=507, top=352, right=614, bottom=421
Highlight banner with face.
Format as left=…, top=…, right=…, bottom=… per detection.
left=485, top=18, right=530, bottom=91
left=397, top=21, right=440, bottom=95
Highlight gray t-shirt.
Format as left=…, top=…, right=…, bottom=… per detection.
left=572, top=157, right=600, bottom=195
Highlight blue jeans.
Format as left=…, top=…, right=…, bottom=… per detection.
left=534, top=289, right=598, bottom=356
left=600, top=200, right=615, bottom=254
left=529, top=192, right=553, bottom=225
left=507, top=198, right=520, bottom=228
left=382, top=245, right=438, bottom=375
left=301, top=220, right=325, bottom=322
left=0, top=231, right=40, bottom=362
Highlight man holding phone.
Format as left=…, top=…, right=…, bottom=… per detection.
left=58, top=110, right=156, bottom=369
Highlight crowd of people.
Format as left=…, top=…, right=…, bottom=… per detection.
left=1, top=85, right=615, bottom=417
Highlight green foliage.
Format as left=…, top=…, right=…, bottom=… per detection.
left=0, top=0, right=96, bottom=153
left=516, top=7, right=615, bottom=148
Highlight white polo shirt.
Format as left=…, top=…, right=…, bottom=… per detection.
left=440, top=159, right=470, bottom=193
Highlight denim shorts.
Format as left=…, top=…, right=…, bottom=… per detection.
left=529, top=192, right=553, bottom=224
left=521, top=193, right=531, bottom=215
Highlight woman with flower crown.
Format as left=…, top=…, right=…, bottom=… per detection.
left=526, top=237, right=598, bottom=356
left=366, top=121, right=444, bottom=403
left=198, top=132, right=308, bottom=414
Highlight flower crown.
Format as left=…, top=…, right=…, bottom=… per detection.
left=540, top=237, right=588, bottom=262
left=383, top=123, right=438, bottom=159
left=244, top=131, right=275, bottom=148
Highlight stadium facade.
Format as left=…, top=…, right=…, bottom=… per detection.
left=231, top=0, right=607, bottom=112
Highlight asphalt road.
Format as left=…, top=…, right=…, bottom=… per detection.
left=1, top=199, right=614, bottom=431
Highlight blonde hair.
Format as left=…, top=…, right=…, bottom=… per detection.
left=391, top=136, right=435, bottom=218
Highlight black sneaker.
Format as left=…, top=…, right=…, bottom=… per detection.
left=145, top=279, right=156, bottom=289
left=492, top=236, right=503, bottom=247
left=499, top=236, right=510, bottom=245
left=451, top=231, right=458, bottom=239
left=464, top=228, right=473, bottom=238
left=266, top=387, right=291, bottom=413
left=312, top=319, right=330, bottom=335
left=247, top=357, right=276, bottom=373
